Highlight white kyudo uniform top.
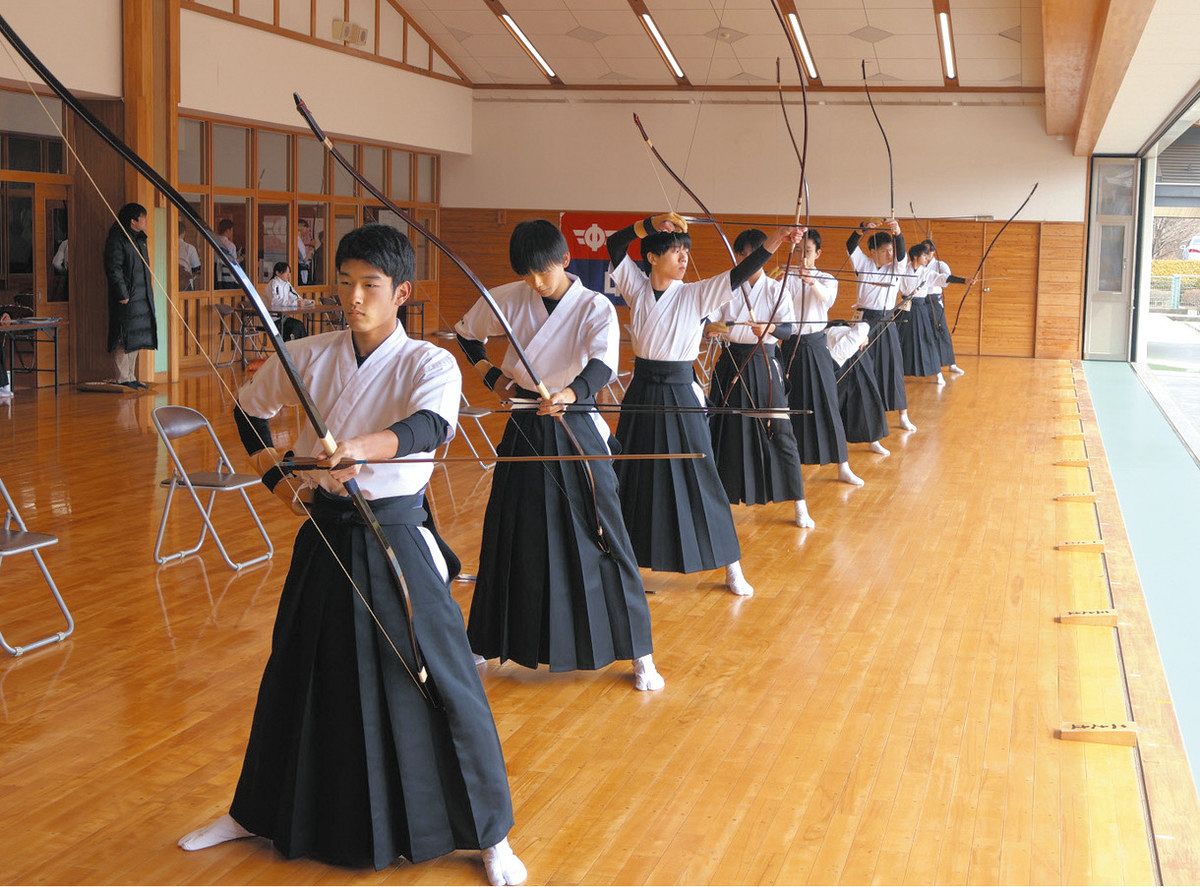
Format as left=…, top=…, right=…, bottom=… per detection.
left=611, top=254, right=738, bottom=361
left=782, top=269, right=838, bottom=334
left=238, top=323, right=461, bottom=500
left=454, top=274, right=618, bottom=440
left=825, top=322, right=871, bottom=367
left=850, top=246, right=908, bottom=310
left=899, top=263, right=933, bottom=299
left=926, top=259, right=952, bottom=295
left=715, top=273, right=796, bottom=346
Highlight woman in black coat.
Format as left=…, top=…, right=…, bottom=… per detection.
left=104, top=202, right=156, bottom=387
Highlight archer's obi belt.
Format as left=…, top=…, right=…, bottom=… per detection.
left=860, top=308, right=889, bottom=325
left=632, top=358, right=693, bottom=385
left=309, top=487, right=428, bottom=528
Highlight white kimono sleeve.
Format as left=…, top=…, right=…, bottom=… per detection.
left=581, top=300, right=620, bottom=382
left=237, top=348, right=302, bottom=419
left=454, top=292, right=508, bottom=343
left=407, top=347, right=462, bottom=443
left=610, top=254, right=646, bottom=306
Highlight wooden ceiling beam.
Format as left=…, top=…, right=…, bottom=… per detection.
left=1041, top=0, right=1107, bottom=137
left=1072, top=0, right=1156, bottom=156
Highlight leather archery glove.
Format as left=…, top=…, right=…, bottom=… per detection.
left=650, top=212, right=688, bottom=234
left=253, top=447, right=312, bottom=516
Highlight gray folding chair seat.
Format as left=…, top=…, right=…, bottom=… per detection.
left=0, top=477, right=74, bottom=656
left=152, top=405, right=273, bottom=571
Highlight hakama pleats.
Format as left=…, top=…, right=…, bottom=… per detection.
left=709, top=342, right=804, bottom=505
left=230, top=491, right=513, bottom=870
left=836, top=346, right=890, bottom=443
left=467, top=393, right=653, bottom=671
left=779, top=331, right=849, bottom=465
left=615, top=358, right=741, bottom=573
left=929, top=293, right=957, bottom=366
left=861, top=308, right=907, bottom=411
left=899, top=298, right=943, bottom=377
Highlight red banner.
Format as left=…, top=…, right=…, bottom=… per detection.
left=559, top=211, right=643, bottom=304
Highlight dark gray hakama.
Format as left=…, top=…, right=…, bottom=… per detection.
left=929, top=292, right=957, bottom=366
left=861, top=308, right=907, bottom=411
left=898, top=298, right=943, bottom=377
left=779, top=331, right=849, bottom=465
left=615, top=358, right=741, bottom=573
left=709, top=342, right=805, bottom=505
left=836, top=345, right=890, bottom=443
left=467, top=390, right=653, bottom=671
left=230, top=491, right=513, bottom=870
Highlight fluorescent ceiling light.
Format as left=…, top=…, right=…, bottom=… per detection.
left=786, top=13, right=819, bottom=81
left=937, top=11, right=957, bottom=80
left=641, top=12, right=685, bottom=80
left=500, top=12, right=556, bottom=79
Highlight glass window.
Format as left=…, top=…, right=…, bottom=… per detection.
left=1099, top=164, right=1134, bottom=216
left=212, top=124, right=248, bottom=189
left=46, top=141, right=63, bottom=175
left=46, top=197, right=68, bottom=302
left=333, top=141, right=357, bottom=197
left=178, top=118, right=205, bottom=184
left=1, top=183, right=34, bottom=305
left=258, top=202, right=291, bottom=283
left=389, top=150, right=411, bottom=200
left=411, top=210, right=436, bottom=280
left=297, top=136, right=326, bottom=194
left=7, top=136, right=41, bottom=172
left=297, top=203, right=327, bottom=286
left=212, top=198, right=249, bottom=290
left=179, top=196, right=207, bottom=292
left=1097, top=224, right=1127, bottom=293
left=257, top=130, right=290, bottom=192
left=363, top=145, right=384, bottom=194
left=416, top=154, right=436, bottom=203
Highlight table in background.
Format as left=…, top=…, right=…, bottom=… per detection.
left=236, top=304, right=345, bottom=366
left=0, top=317, right=63, bottom=392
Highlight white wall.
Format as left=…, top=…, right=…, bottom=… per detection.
left=179, top=9, right=472, bottom=154
left=444, top=93, right=1087, bottom=222
left=0, top=0, right=122, bottom=98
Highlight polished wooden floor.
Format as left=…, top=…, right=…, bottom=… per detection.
left=1, top=354, right=1197, bottom=885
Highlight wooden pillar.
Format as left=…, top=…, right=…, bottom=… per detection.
left=122, top=0, right=177, bottom=383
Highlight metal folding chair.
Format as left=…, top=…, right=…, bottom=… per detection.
left=212, top=302, right=241, bottom=367
left=440, top=393, right=498, bottom=470
left=0, top=476, right=74, bottom=656
left=319, top=295, right=346, bottom=331
left=152, top=406, right=273, bottom=570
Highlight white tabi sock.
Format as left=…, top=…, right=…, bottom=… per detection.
left=949, top=364, right=965, bottom=375
left=633, top=653, right=665, bottom=691
left=794, top=499, right=816, bottom=529
left=837, top=461, right=865, bottom=486
left=178, top=813, right=252, bottom=851
left=899, top=410, right=917, bottom=432
left=483, top=837, right=528, bottom=886
left=936, top=372, right=946, bottom=386
left=869, top=440, right=890, bottom=456
left=725, top=560, right=754, bottom=596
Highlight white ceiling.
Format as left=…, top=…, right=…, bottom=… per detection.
left=400, top=0, right=1044, bottom=88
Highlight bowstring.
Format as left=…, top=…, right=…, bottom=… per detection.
left=0, top=40, right=426, bottom=691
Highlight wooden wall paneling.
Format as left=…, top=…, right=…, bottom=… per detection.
left=70, top=100, right=126, bottom=383
left=1036, top=222, right=1087, bottom=358
left=980, top=221, right=1039, bottom=357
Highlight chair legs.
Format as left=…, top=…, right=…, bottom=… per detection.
left=441, top=419, right=498, bottom=471
left=0, top=548, right=75, bottom=657
left=154, top=478, right=274, bottom=571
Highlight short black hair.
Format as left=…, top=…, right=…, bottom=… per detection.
left=217, top=218, right=234, bottom=235
left=334, top=223, right=414, bottom=286
left=272, top=261, right=289, bottom=276
left=867, top=230, right=894, bottom=251
left=907, top=242, right=930, bottom=262
left=509, top=220, right=568, bottom=275
left=733, top=229, right=767, bottom=255
left=922, top=238, right=937, bottom=252
left=118, top=202, right=147, bottom=230
left=641, top=229, right=691, bottom=261
left=805, top=228, right=822, bottom=252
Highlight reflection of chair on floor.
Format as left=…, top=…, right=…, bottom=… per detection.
left=0, top=476, right=74, bottom=657
left=440, top=394, right=497, bottom=470
left=152, top=406, right=273, bottom=570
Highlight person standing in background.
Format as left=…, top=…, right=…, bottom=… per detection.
left=104, top=203, right=156, bottom=389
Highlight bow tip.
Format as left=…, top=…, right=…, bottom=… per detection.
left=293, top=92, right=304, bottom=108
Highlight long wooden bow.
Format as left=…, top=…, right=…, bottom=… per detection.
left=0, top=17, right=440, bottom=701
left=294, top=95, right=616, bottom=556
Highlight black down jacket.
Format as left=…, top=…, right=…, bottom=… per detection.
left=104, top=222, right=157, bottom=353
